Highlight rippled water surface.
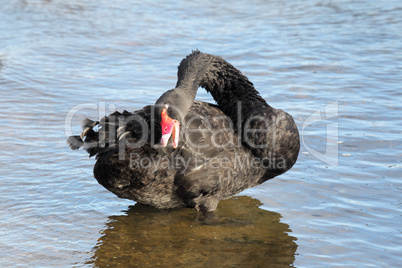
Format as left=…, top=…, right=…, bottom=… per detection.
left=1, top=0, right=401, bottom=267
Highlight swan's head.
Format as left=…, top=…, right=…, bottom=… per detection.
left=160, top=104, right=180, bottom=148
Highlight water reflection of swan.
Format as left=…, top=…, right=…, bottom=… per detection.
left=86, top=196, right=297, bottom=267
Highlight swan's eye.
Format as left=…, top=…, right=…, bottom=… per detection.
left=164, top=127, right=168, bottom=131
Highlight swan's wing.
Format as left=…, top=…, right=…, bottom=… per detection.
left=174, top=102, right=258, bottom=211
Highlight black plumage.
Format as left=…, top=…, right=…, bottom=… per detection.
left=67, top=51, right=300, bottom=212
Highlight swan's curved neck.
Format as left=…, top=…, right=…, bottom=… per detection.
left=175, top=51, right=269, bottom=126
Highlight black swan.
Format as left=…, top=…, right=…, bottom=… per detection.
left=67, top=51, right=300, bottom=213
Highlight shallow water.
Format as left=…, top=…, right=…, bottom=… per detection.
left=0, top=0, right=401, bottom=267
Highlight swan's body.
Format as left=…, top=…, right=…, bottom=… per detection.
left=68, top=51, right=300, bottom=212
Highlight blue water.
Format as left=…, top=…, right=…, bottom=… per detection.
left=0, top=0, right=401, bottom=267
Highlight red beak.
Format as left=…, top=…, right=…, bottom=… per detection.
left=160, top=107, right=180, bottom=148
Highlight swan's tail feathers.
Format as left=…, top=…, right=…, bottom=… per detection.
left=80, top=118, right=99, bottom=130
left=67, top=107, right=153, bottom=161
left=67, top=135, right=83, bottom=150
left=67, top=118, right=101, bottom=157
